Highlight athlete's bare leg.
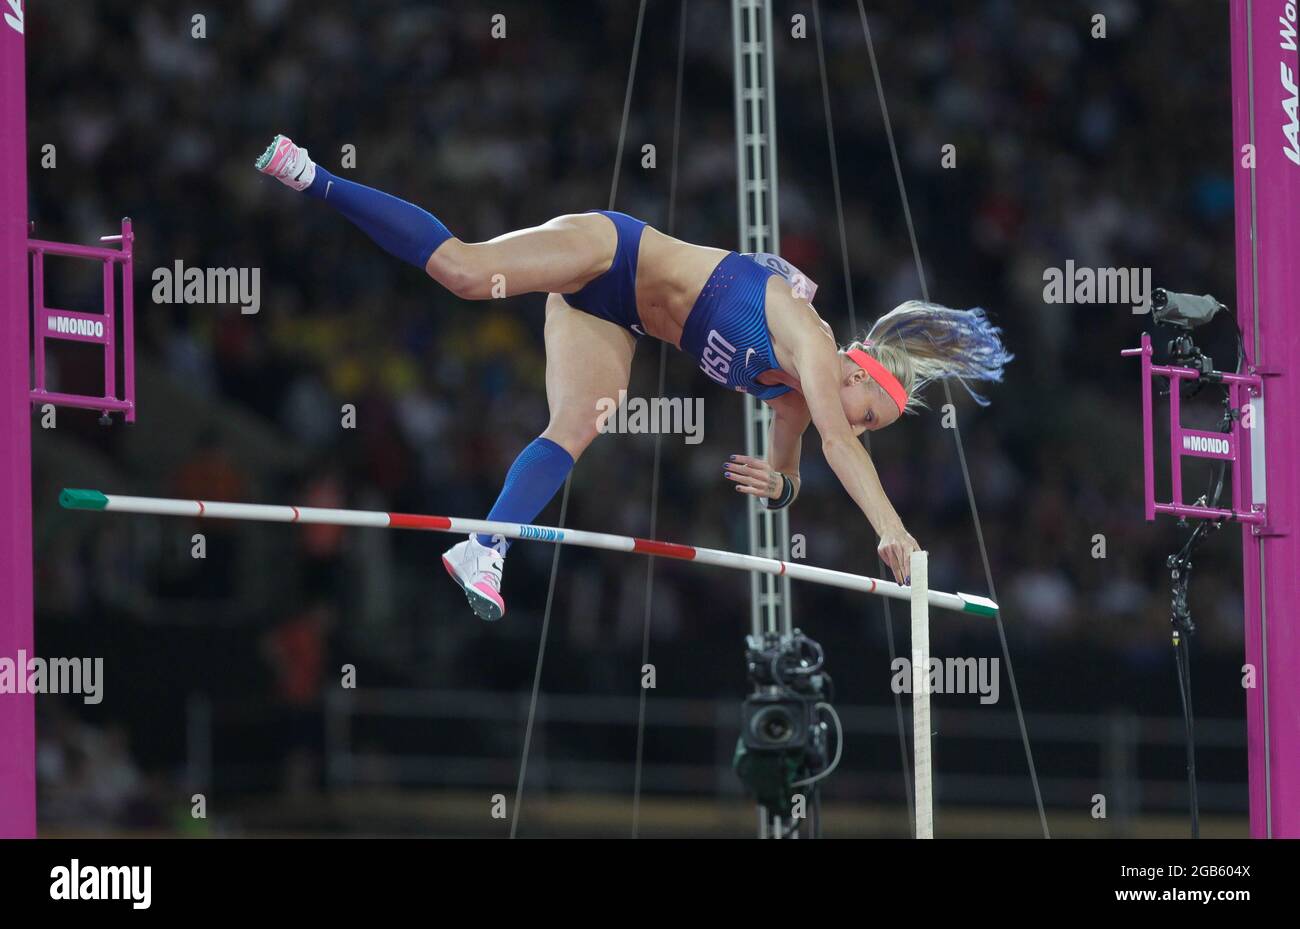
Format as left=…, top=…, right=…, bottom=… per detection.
left=538, top=291, right=636, bottom=459
left=425, top=214, right=619, bottom=300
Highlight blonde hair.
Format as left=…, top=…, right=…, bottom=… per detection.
left=842, top=300, right=1013, bottom=414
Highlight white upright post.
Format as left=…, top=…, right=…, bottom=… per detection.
left=910, top=550, right=933, bottom=839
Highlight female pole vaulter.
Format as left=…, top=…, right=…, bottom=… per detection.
left=257, top=135, right=1012, bottom=621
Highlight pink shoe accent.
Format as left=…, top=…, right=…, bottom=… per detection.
left=262, top=137, right=297, bottom=176
left=471, top=580, right=505, bottom=613
left=442, top=553, right=506, bottom=620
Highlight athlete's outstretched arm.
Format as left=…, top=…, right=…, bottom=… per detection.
left=788, top=326, right=919, bottom=583
left=766, top=393, right=808, bottom=497
left=723, top=392, right=807, bottom=503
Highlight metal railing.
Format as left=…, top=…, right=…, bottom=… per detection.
left=186, top=688, right=1247, bottom=829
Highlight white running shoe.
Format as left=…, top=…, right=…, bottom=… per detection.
left=255, top=133, right=317, bottom=191
left=442, top=535, right=506, bottom=621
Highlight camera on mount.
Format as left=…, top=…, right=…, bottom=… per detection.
left=1152, top=288, right=1226, bottom=378
left=733, top=629, right=833, bottom=820
left=1150, top=287, right=1226, bottom=330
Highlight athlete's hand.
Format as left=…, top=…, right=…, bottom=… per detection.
left=877, top=523, right=920, bottom=586
left=723, top=455, right=783, bottom=500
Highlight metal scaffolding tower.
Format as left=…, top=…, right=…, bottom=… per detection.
left=732, top=0, right=792, bottom=642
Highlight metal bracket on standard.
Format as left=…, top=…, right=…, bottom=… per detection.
left=28, top=217, right=136, bottom=424
left=1122, top=331, right=1265, bottom=528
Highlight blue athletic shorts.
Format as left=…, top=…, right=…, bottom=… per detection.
left=563, top=210, right=647, bottom=334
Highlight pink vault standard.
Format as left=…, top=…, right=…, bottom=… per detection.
left=1228, top=0, right=1300, bottom=838
left=1127, top=0, right=1300, bottom=839
left=1, top=1, right=136, bottom=837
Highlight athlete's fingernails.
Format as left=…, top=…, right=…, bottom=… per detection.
left=905, top=576, right=911, bottom=584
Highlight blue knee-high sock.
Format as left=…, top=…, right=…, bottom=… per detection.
left=477, top=437, right=575, bottom=551
left=304, top=166, right=453, bottom=269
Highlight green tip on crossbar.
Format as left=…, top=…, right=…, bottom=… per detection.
left=960, top=594, right=999, bottom=618
left=60, top=489, right=109, bottom=510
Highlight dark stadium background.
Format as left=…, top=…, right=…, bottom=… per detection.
left=26, top=0, right=1246, bottom=836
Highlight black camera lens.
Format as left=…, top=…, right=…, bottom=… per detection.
left=752, top=706, right=795, bottom=744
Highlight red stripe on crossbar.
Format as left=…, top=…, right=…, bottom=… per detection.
left=633, top=538, right=696, bottom=560
left=389, top=513, right=454, bottom=530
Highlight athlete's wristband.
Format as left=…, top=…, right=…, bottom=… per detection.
left=761, top=472, right=795, bottom=511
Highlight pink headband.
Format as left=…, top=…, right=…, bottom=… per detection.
left=846, top=348, right=908, bottom=415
